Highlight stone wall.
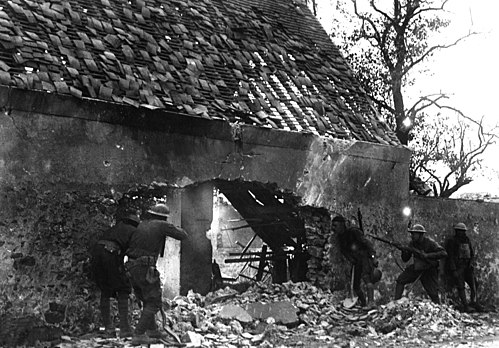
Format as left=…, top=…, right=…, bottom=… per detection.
left=0, top=185, right=111, bottom=336
left=0, top=86, right=411, bottom=340
left=304, top=196, right=499, bottom=308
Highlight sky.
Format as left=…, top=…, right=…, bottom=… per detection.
left=316, top=0, right=499, bottom=196
left=418, top=0, right=499, bottom=195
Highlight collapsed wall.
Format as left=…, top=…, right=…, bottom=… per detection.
left=0, top=88, right=411, bottom=344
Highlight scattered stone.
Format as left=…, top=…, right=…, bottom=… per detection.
left=185, top=331, right=204, bottom=347
left=245, top=301, right=299, bottom=326
left=21, top=281, right=498, bottom=348
left=219, top=304, right=252, bottom=323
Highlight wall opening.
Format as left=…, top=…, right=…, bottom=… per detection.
left=208, top=179, right=313, bottom=291
left=119, top=180, right=335, bottom=296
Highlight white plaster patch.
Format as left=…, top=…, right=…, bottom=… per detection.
left=363, top=176, right=372, bottom=188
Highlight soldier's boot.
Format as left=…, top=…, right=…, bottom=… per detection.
left=364, top=284, right=376, bottom=309
left=457, top=289, right=474, bottom=312
left=117, top=293, right=132, bottom=338
left=470, top=301, right=484, bottom=312
left=356, top=289, right=367, bottom=307
left=146, top=314, right=164, bottom=338
left=428, top=292, right=441, bottom=305
left=394, top=283, right=405, bottom=300
left=130, top=334, right=152, bottom=346
left=99, top=297, right=115, bottom=337
left=133, top=306, right=158, bottom=344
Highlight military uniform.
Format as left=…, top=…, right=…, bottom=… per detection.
left=334, top=216, right=378, bottom=307
left=394, top=224, right=447, bottom=304
left=91, top=215, right=139, bottom=336
left=445, top=223, right=477, bottom=310
left=126, top=205, right=188, bottom=343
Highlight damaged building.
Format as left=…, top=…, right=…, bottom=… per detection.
left=1, top=0, right=496, bottom=344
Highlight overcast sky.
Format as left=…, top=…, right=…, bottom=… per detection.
left=426, top=1, right=499, bottom=195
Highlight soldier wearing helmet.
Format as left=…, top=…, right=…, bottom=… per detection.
left=332, top=215, right=379, bottom=309
left=394, top=223, right=447, bottom=304
left=125, top=203, right=188, bottom=345
left=445, top=222, right=480, bottom=312
left=91, top=212, right=140, bottom=338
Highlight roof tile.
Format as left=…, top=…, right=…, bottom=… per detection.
left=0, top=0, right=399, bottom=145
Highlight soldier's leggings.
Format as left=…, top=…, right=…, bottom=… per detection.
left=396, top=264, right=440, bottom=303
left=126, top=258, right=162, bottom=334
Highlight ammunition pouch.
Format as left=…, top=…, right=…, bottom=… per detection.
left=97, top=240, right=121, bottom=254
left=145, top=266, right=157, bottom=284
left=126, top=255, right=157, bottom=267
left=125, top=255, right=158, bottom=285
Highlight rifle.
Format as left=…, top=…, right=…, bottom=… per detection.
left=357, top=208, right=364, bottom=233
left=366, top=233, right=424, bottom=257
left=366, top=233, right=402, bottom=249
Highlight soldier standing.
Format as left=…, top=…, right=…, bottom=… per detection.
left=126, top=203, right=188, bottom=345
left=394, top=224, right=447, bottom=304
left=91, top=213, right=139, bottom=337
left=332, top=215, right=379, bottom=308
left=445, top=222, right=480, bottom=312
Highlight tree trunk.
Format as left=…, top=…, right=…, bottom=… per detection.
left=392, top=79, right=407, bottom=144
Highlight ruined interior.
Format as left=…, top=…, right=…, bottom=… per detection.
left=127, top=179, right=325, bottom=298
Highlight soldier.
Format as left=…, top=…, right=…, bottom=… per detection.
left=445, top=222, right=480, bottom=312
left=394, top=224, right=447, bottom=304
left=91, top=213, right=139, bottom=338
left=126, top=203, right=188, bottom=345
left=332, top=215, right=379, bottom=308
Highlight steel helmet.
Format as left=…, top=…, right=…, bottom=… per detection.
left=454, top=222, right=467, bottom=231
left=147, top=203, right=170, bottom=218
left=124, top=214, right=140, bottom=225
left=408, top=224, right=426, bottom=233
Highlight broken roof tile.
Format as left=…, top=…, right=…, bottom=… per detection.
left=0, top=0, right=399, bottom=145
left=69, top=86, right=83, bottom=98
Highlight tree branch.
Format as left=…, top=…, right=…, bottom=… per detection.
left=412, top=0, right=450, bottom=17
left=403, top=32, right=479, bottom=75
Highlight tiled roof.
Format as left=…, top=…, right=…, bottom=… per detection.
left=0, top=0, right=400, bottom=145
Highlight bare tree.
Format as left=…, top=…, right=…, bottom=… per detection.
left=317, top=0, right=495, bottom=197
left=410, top=108, right=497, bottom=198
left=330, top=0, right=477, bottom=145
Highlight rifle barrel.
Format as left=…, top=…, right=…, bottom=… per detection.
left=367, top=234, right=399, bottom=248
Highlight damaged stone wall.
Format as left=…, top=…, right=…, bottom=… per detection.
left=300, top=205, right=396, bottom=305
left=301, top=207, right=335, bottom=289
left=299, top=196, right=499, bottom=308
left=0, top=181, right=187, bottom=345
left=0, top=89, right=411, bottom=341
left=0, top=183, right=114, bottom=342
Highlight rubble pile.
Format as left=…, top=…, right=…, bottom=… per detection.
left=57, top=281, right=499, bottom=348
left=371, top=298, right=499, bottom=346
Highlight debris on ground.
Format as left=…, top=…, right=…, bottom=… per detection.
left=51, top=281, right=499, bottom=347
